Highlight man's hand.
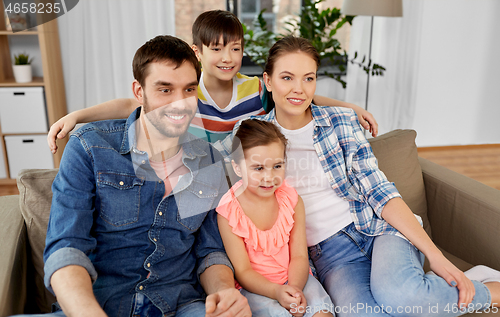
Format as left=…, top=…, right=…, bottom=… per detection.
left=205, top=287, right=251, bottom=317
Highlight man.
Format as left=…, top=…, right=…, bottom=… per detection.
left=39, top=36, right=250, bottom=317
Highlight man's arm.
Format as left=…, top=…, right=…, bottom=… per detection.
left=44, top=134, right=101, bottom=316
left=195, top=208, right=251, bottom=316
left=200, top=264, right=250, bottom=317
left=194, top=152, right=250, bottom=316
left=51, top=265, right=107, bottom=317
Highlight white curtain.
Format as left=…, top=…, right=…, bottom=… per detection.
left=344, top=0, right=423, bottom=136
left=57, top=0, right=176, bottom=113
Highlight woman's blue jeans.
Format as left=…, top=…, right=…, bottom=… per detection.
left=308, top=223, right=492, bottom=317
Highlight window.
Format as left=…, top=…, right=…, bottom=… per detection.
left=239, top=0, right=275, bottom=31
left=228, top=0, right=302, bottom=34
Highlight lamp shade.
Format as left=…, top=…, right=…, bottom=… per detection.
left=341, top=0, right=403, bottom=17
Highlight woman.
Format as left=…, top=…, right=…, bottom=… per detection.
left=215, top=36, right=500, bottom=316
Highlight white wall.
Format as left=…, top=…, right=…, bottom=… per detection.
left=412, top=0, right=500, bottom=146
left=56, top=0, right=176, bottom=113
left=315, top=76, right=346, bottom=101
left=343, top=0, right=500, bottom=146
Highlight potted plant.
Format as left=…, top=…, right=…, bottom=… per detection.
left=13, top=53, right=34, bottom=83
left=243, top=0, right=385, bottom=88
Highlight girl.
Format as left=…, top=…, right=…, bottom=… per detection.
left=216, top=119, right=334, bottom=317
left=216, top=36, right=500, bottom=316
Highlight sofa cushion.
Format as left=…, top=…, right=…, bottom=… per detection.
left=0, top=195, right=28, bottom=316
left=368, top=130, right=431, bottom=237
left=17, top=168, right=58, bottom=313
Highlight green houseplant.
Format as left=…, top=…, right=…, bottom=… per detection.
left=14, top=53, right=34, bottom=65
left=13, top=52, right=34, bottom=83
left=243, top=0, right=385, bottom=88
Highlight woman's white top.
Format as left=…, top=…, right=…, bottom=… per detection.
left=277, top=119, right=353, bottom=246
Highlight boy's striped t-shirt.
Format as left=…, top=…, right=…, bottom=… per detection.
left=189, top=72, right=268, bottom=143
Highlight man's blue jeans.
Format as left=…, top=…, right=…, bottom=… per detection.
left=11, top=293, right=206, bottom=317
left=308, top=223, right=492, bottom=317
left=130, top=293, right=205, bottom=317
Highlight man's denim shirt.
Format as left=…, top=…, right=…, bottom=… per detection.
left=44, top=108, right=231, bottom=316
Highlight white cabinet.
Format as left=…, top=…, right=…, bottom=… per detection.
left=5, top=135, right=54, bottom=177
left=0, top=87, right=48, bottom=133
left=0, top=143, right=6, bottom=179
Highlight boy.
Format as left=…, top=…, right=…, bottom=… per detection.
left=47, top=10, right=377, bottom=153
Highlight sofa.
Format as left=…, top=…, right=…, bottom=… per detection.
left=1, top=129, right=499, bottom=316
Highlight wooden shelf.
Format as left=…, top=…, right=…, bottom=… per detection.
left=0, top=77, right=44, bottom=87
left=0, top=178, right=17, bottom=185
left=0, top=30, right=39, bottom=35
left=0, top=1, right=67, bottom=180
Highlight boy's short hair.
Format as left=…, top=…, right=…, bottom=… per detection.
left=192, top=10, right=244, bottom=52
left=133, top=35, right=201, bottom=87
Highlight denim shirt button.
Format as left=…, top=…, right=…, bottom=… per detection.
left=147, top=263, right=151, bottom=268
left=158, top=180, right=162, bottom=184
left=139, top=285, right=144, bottom=291
left=153, top=238, right=157, bottom=242
left=119, top=181, right=124, bottom=186
left=141, top=160, right=146, bottom=165
left=198, top=190, right=202, bottom=194
left=159, top=212, right=163, bottom=216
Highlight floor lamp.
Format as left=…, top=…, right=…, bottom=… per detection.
left=341, top=0, right=403, bottom=112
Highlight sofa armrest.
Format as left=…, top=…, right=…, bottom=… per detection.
left=419, top=157, right=500, bottom=270
left=0, top=195, right=28, bottom=317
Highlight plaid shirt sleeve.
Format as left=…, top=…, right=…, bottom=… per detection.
left=347, top=110, right=401, bottom=218
left=314, top=106, right=402, bottom=236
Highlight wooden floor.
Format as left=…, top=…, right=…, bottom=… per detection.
left=1, top=145, right=499, bottom=196
left=418, top=144, right=500, bottom=191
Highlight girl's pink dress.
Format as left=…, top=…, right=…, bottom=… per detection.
left=216, top=180, right=298, bottom=288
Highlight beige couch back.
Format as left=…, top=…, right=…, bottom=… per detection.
left=17, top=169, right=58, bottom=312
left=16, top=129, right=429, bottom=312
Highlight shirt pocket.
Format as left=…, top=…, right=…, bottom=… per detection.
left=176, top=180, right=218, bottom=231
left=97, top=172, right=144, bottom=227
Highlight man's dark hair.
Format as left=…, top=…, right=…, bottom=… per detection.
left=132, top=35, right=201, bottom=87
left=192, top=10, right=244, bottom=52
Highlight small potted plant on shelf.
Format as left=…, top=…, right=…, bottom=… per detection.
left=13, top=52, right=34, bottom=83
